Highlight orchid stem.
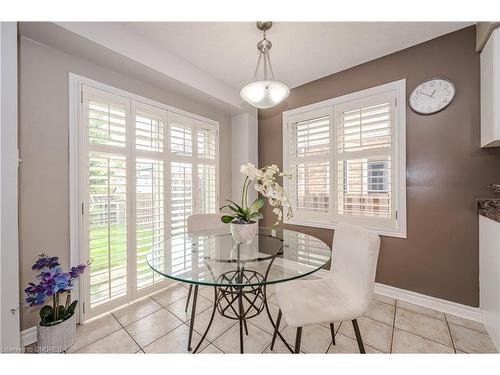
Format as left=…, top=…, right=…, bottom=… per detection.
left=241, top=176, right=249, bottom=210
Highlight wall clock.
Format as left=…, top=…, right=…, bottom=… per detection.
left=409, top=78, right=456, bottom=115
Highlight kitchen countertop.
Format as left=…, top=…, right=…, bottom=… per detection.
left=477, top=198, right=500, bottom=223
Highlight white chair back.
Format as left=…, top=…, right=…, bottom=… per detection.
left=186, top=213, right=228, bottom=233
left=330, top=223, right=381, bottom=309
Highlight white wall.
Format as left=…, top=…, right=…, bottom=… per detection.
left=0, top=22, right=20, bottom=350
left=231, top=112, right=258, bottom=205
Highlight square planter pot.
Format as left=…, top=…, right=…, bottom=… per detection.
left=37, top=313, right=76, bottom=353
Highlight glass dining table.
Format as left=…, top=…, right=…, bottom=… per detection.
left=147, top=227, right=331, bottom=354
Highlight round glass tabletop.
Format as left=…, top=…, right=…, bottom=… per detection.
left=147, top=227, right=331, bottom=287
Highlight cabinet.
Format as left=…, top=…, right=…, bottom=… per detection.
left=479, top=215, right=500, bottom=351
left=481, top=28, right=500, bottom=147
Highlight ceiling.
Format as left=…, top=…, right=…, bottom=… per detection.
left=123, top=22, right=472, bottom=91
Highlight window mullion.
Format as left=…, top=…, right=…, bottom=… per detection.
left=127, top=99, right=137, bottom=301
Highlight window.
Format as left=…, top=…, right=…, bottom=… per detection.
left=77, top=80, right=219, bottom=319
left=283, top=80, right=406, bottom=237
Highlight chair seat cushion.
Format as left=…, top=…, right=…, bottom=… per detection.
left=274, top=273, right=368, bottom=327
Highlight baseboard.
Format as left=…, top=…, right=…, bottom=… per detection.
left=375, top=282, right=482, bottom=322
left=20, top=326, right=37, bottom=347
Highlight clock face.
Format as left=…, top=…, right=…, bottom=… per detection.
left=409, top=78, right=455, bottom=114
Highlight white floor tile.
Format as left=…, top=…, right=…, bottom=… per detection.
left=280, top=324, right=333, bottom=353
left=213, top=324, right=272, bottom=354
left=445, top=314, right=487, bottom=333
left=143, top=324, right=209, bottom=353
left=392, top=328, right=455, bottom=353
left=125, top=309, right=184, bottom=347
left=68, top=314, right=122, bottom=353
left=449, top=324, right=497, bottom=353
left=112, top=297, right=162, bottom=327
left=192, top=306, right=236, bottom=342
left=397, top=300, right=445, bottom=320
left=339, top=317, right=393, bottom=353
left=395, top=307, right=452, bottom=347
left=76, top=329, right=139, bottom=353
left=327, top=333, right=382, bottom=354
left=363, top=300, right=395, bottom=325
left=150, top=284, right=189, bottom=308
left=166, top=296, right=213, bottom=323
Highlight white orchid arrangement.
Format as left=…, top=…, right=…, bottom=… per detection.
left=220, top=163, right=293, bottom=227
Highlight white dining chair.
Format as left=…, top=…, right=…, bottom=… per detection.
left=184, top=213, right=230, bottom=350
left=185, top=213, right=229, bottom=312
left=270, top=223, right=381, bottom=353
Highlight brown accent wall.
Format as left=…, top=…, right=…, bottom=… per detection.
left=259, top=26, right=500, bottom=307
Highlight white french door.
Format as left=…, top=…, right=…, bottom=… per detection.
left=78, top=82, right=219, bottom=321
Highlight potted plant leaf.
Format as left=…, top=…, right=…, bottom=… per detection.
left=220, top=163, right=293, bottom=243
left=25, top=254, right=87, bottom=352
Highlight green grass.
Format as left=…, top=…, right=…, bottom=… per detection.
left=89, top=224, right=159, bottom=271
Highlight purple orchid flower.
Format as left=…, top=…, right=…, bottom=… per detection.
left=32, top=254, right=60, bottom=271
left=25, top=254, right=88, bottom=323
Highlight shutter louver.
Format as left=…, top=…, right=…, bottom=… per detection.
left=336, top=158, right=391, bottom=218
left=197, top=127, right=217, bottom=160
left=289, top=112, right=332, bottom=219
left=171, top=162, right=193, bottom=236
left=170, top=115, right=193, bottom=157
left=197, top=164, right=217, bottom=213
left=334, top=95, right=394, bottom=223
left=88, top=100, right=126, bottom=147
left=136, top=159, right=165, bottom=289
left=88, top=152, right=128, bottom=307
left=135, top=112, right=164, bottom=152
left=337, top=103, right=391, bottom=153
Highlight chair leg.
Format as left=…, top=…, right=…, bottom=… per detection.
left=185, top=285, right=193, bottom=312
left=270, top=309, right=282, bottom=350
left=294, top=327, right=303, bottom=354
left=352, top=319, right=365, bottom=354
left=329, top=323, right=336, bottom=345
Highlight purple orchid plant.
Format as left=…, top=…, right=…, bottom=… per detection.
left=25, top=254, right=87, bottom=326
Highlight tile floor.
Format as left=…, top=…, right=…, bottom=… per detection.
left=32, top=283, right=498, bottom=354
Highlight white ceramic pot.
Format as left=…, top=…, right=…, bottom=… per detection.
left=37, top=313, right=76, bottom=353
left=230, top=222, right=258, bottom=244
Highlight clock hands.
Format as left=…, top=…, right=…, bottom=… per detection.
left=420, top=90, right=437, bottom=98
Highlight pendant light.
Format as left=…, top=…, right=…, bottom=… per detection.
left=240, top=22, right=290, bottom=109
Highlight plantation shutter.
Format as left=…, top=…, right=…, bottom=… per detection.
left=83, top=86, right=131, bottom=312
left=196, top=122, right=218, bottom=214
left=333, top=91, right=396, bottom=228
left=81, top=83, right=219, bottom=320
left=287, top=107, right=333, bottom=222
left=169, top=113, right=195, bottom=236
left=133, top=104, right=167, bottom=290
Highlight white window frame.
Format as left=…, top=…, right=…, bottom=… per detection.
left=69, top=73, right=220, bottom=322
left=283, top=79, right=406, bottom=238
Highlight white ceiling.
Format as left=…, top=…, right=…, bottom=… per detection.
left=123, top=22, right=472, bottom=90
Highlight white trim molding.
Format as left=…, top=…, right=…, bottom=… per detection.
left=20, top=326, right=37, bottom=347
left=69, top=73, right=220, bottom=323
left=375, top=282, right=482, bottom=322
left=1, top=21, right=21, bottom=350
left=282, top=79, right=407, bottom=239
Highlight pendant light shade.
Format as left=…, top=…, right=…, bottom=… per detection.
left=240, top=22, right=289, bottom=109
left=240, top=80, right=290, bottom=109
